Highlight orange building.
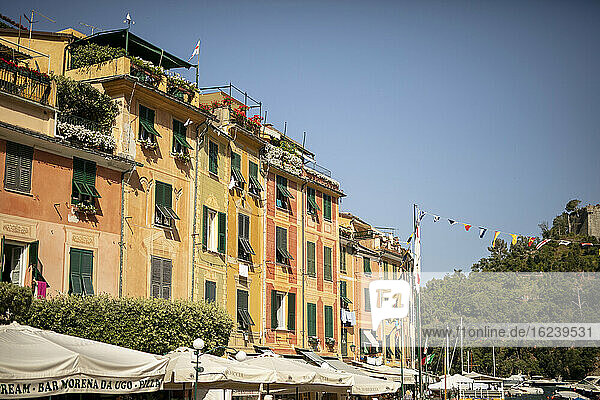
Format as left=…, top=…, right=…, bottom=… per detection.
left=0, top=44, right=135, bottom=297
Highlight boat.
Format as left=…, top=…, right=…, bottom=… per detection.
left=506, top=381, right=544, bottom=396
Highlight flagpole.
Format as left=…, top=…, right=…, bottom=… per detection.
left=196, top=39, right=200, bottom=88
left=414, top=204, right=423, bottom=400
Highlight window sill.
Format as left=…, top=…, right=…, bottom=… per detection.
left=276, top=206, right=290, bottom=213
left=208, top=171, right=219, bottom=181
left=3, top=188, right=33, bottom=197
left=276, top=262, right=292, bottom=269
left=152, top=223, right=173, bottom=230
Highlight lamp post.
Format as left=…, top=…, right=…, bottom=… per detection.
left=192, top=338, right=205, bottom=400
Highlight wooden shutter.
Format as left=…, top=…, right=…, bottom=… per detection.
left=324, top=246, right=332, bottom=281
left=340, top=245, right=346, bottom=272
left=363, top=257, right=371, bottom=274
left=237, top=289, right=248, bottom=310
left=81, top=250, right=94, bottom=296
left=249, top=161, right=257, bottom=179
left=205, top=280, right=216, bottom=302
left=18, top=144, right=33, bottom=192
left=341, top=328, right=348, bottom=356
left=73, top=158, right=86, bottom=183
left=161, top=258, right=172, bottom=299
left=364, top=288, right=371, bottom=312
left=325, top=305, right=333, bottom=338
left=307, top=303, right=316, bottom=337
left=202, top=206, right=208, bottom=248
left=232, top=152, right=241, bottom=169
left=209, top=141, right=218, bottom=174
left=0, top=236, right=4, bottom=273
left=217, top=212, right=226, bottom=254
left=324, top=194, right=331, bottom=220
left=69, top=249, right=82, bottom=294
left=84, top=160, right=96, bottom=187
left=340, top=280, right=347, bottom=298
left=4, top=141, right=19, bottom=190
left=307, top=242, right=315, bottom=276
left=150, top=256, right=162, bottom=298
left=287, top=292, right=295, bottom=331
left=271, top=289, right=278, bottom=329
left=28, top=241, right=38, bottom=270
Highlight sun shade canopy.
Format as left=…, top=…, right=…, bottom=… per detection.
left=0, top=323, right=168, bottom=398
left=71, top=29, right=193, bottom=69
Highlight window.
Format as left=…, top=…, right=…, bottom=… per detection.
left=307, top=302, right=317, bottom=337
left=203, top=206, right=226, bottom=253
left=204, top=280, right=216, bottom=303
left=383, top=261, right=389, bottom=280
left=306, top=241, right=316, bottom=277
left=69, top=248, right=93, bottom=295
left=271, top=290, right=286, bottom=330
left=364, top=287, right=371, bottom=312
left=151, top=256, right=172, bottom=299
left=341, top=328, right=348, bottom=357
left=238, top=214, right=254, bottom=261
left=248, top=161, right=262, bottom=195
left=340, top=280, right=352, bottom=308
left=324, top=305, right=334, bottom=339
left=340, top=245, right=347, bottom=273
left=237, top=289, right=254, bottom=330
left=155, top=181, right=179, bottom=227
left=276, top=175, right=294, bottom=209
left=139, top=105, right=161, bottom=143
left=1, top=241, right=24, bottom=285
left=323, top=246, right=332, bottom=281
left=323, top=194, right=332, bottom=221
left=307, top=187, right=319, bottom=216
left=363, top=257, right=371, bottom=275
left=287, top=292, right=295, bottom=331
left=4, top=141, right=33, bottom=193
left=276, top=227, right=293, bottom=265
left=208, top=141, right=218, bottom=175
left=231, top=152, right=245, bottom=188
left=172, top=119, right=192, bottom=155
left=71, top=158, right=100, bottom=206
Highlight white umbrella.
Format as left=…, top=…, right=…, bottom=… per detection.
left=0, top=323, right=168, bottom=398
left=164, top=348, right=276, bottom=388
left=428, top=374, right=474, bottom=390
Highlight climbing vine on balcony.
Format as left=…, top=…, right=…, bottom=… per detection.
left=70, top=43, right=126, bottom=69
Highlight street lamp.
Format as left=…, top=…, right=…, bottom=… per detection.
left=192, top=338, right=205, bottom=400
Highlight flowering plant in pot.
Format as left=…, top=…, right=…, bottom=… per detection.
left=75, top=203, right=96, bottom=215
left=140, top=139, right=158, bottom=150
left=174, top=152, right=191, bottom=163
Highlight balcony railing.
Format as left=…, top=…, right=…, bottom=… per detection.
left=0, top=59, right=52, bottom=105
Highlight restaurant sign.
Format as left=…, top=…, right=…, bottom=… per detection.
left=0, top=376, right=163, bottom=399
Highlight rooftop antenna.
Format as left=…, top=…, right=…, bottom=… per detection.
left=283, top=121, right=287, bottom=136
left=24, top=10, right=55, bottom=47
left=79, top=22, right=99, bottom=35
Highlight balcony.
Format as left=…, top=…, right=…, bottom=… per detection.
left=0, top=45, right=54, bottom=106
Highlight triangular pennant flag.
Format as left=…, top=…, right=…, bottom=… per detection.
left=433, top=215, right=440, bottom=222
left=188, top=40, right=201, bottom=62
left=448, top=219, right=457, bottom=225
left=510, top=234, right=518, bottom=245
left=418, top=211, right=426, bottom=223
left=407, top=233, right=413, bottom=243
left=492, top=231, right=501, bottom=247
left=581, top=243, right=593, bottom=247
left=536, top=239, right=550, bottom=250
left=559, top=240, right=571, bottom=246
left=528, top=237, right=536, bottom=247
left=464, top=224, right=472, bottom=231
left=479, top=227, right=487, bottom=238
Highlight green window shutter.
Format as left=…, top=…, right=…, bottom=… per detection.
left=150, top=256, right=162, bottom=298
left=340, top=245, right=346, bottom=273
left=307, top=303, right=316, bottom=337
left=202, top=206, right=208, bottom=248
left=364, top=288, right=371, bottom=312
left=73, top=158, right=86, bottom=183
left=325, top=305, right=333, bottom=338
left=84, top=160, right=96, bottom=186
left=164, top=183, right=172, bottom=208
left=81, top=250, right=94, bottom=296
left=249, top=161, right=258, bottom=179
left=217, top=212, right=226, bottom=254
left=161, top=258, right=172, bottom=299
left=383, top=261, right=389, bottom=280
left=363, top=257, right=371, bottom=274
left=28, top=241, right=38, bottom=269
left=340, top=280, right=347, bottom=298
left=271, top=289, right=278, bottom=330
left=69, top=248, right=83, bottom=294
left=155, top=182, right=164, bottom=206
left=287, top=293, right=295, bottom=331
left=205, top=280, right=216, bottom=302
left=209, top=141, right=218, bottom=174
left=0, top=236, right=4, bottom=273
left=231, top=152, right=241, bottom=169
left=324, top=246, right=332, bottom=281
left=323, top=194, right=332, bottom=220
left=307, top=241, right=316, bottom=277
left=4, top=141, right=20, bottom=191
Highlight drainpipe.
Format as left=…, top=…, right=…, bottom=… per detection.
left=301, top=179, right=307, bottom=348
left=261, top=161, right=270, bottom=345
left=119, top=165, right=135, bottom=297
left=191, top=121, right=208, bottom=301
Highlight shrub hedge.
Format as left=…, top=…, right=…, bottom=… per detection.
left=0, top=282, right=33, bottom=324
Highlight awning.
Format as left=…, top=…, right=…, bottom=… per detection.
left=276, top=183, right=294, bottom=199
left=276, top=247, right=294, bottom=261
left=0, top=323, right=167, bottom=398
left=156, top=205, right=179, bottom=221
left=323, top=359, right=401, bottom=395
left=351, top=361, right=417, bottom=385
left=231, top=167, right=245, bottom=185
left=140, top=118, right=161, bottom=137
left=249, top=176, right=262, bottom=192
left=307, top=196, right=320, bottom=212
left=174, top=134, right=192, bottom=149
left=295, top=348, right=328, bottom=366
left=238, top=238, right=255, bottom=255
left=70, top=29, right=193, bottom=69
left=364, top=330, right=380, bottom=348
left=164, top=348, right=273, bottom=390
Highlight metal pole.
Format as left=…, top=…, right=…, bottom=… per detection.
left=414, top=204, right=423, bottom=400
left=401, top=320, right=404, bottom=399
left=194, top=349, right=199, bottom=400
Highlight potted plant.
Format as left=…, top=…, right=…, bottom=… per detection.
left=75, top=203, right=96, bottom=215
left=140, top=139, right=158, bottom=150
left=174, top=152, right=190, bottom=163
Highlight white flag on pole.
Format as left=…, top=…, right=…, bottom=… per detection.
left=188, top=40, right=200, bottom=62
left=414, top=224, right=421, bottom=292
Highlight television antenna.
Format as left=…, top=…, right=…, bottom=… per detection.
left=23, top=10, right=55, bottom=46
left=79, top=22, right=99, bottom=35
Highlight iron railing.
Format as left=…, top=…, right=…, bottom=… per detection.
left=304, top=160, right=332, bottom=177
left=0, top=60, right=51, bottom=104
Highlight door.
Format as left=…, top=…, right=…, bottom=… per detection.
left=1, top=243, right=25, bottom=285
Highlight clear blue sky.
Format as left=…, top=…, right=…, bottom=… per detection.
left=6, top=0, right=600, bottom=273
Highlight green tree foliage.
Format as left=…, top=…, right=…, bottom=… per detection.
left=0, top=282, right=33, bottom=324
left=21, top=294, right=233, bottom=355
left=70, top=43, right=126, bottom=70
left=56, top=75, right=119, bottom=132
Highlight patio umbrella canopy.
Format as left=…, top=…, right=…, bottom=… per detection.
left=164, top=348, right=276, bottom=389
left=322, top=359, right=401, bottom=395
left=240, top=355, right=353, bottom=393
left=0, top=323, right=168, bottom=399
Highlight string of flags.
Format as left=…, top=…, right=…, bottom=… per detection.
left=407, top=209, right=600, bottom=251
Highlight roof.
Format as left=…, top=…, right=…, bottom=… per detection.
left=70, top=29, right=192, bottom=69
left=0, top=42, right=30, bottom=61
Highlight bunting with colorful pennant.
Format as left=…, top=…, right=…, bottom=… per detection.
left=536, top=239, right=550, bottom=250
left=479, top=227, right=487, bottom=238
left=492, top=231, right=501, bottom=247
left=448, top=219, right=457, bottom=225
left=464, top=224, right=472, bottom=231
left=510, top=234, right=518, bottom=245
left=559, top=240, right=571, bottom=246
left=433, top=215, right=440, bottom=222
left=528, top=237, right=536, bottom=247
